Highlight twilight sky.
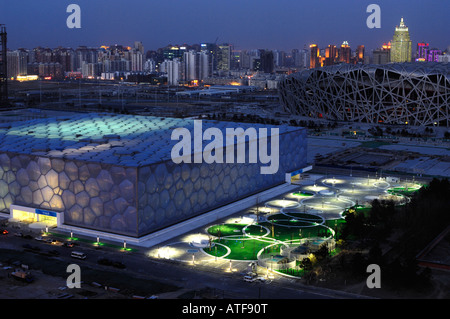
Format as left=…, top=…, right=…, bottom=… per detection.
left=1, top=0, right=449, bottom=53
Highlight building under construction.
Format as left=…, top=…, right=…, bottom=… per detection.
left=0, top=25, right=7, bottom=107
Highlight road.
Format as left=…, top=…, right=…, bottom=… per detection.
left=0, top=225, right=369, bottom=300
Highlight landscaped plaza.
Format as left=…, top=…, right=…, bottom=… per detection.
left=148, top=174, right=424, bottom=278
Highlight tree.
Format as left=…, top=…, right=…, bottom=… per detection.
left=300, top=257, right=312, bottom=271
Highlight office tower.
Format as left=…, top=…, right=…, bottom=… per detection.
left=163, top=46, right=186, bottom=61
left=310, top=44, right=319, bottom=69
left=372, top=42, right=391, bottom=65
left=217, top=44, right=231, bottom=71
left=259, top=50, right=274, bottom=73
left=291, top=49, right=300, bottom=67
left=7, top=49, right=28, bottom=78
left=324, top=45, right=337, bottom=66
left=272, top=50, right=285, bottom=67
left=356, top=45, right=365, bottom=63
left=416, top=42, right=429, bottom=61
left=390, top=17, right=412, bottom=62
left=428, top=49, right=442, bottom=62
left=339, top=41, right=351, bottom=64
left=230, top=50, right=241, bottom=70
left=200, top=43, right=217, bottom=71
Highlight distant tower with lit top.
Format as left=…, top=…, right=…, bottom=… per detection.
left=390, top=17, right=412, bottom=62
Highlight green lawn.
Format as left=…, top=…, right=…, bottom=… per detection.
left=207, top=224, right=246, bottom=237
left=292, top=191, right=314, bottom=197
left=208, top=237, right=275, bottom=260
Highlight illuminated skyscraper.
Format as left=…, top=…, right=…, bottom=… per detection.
left=416, top=42, right=429, bottom=61
left=217, top=44, right=231, bottom=71
left=325, top=45, right=337, bottom=66
left=309, top=44, right=319, bottom=69
left=390, top=18, right=412, bottom=62
left=356, top=45, right=365, bottom=63
left=339, top=41, right=351, bottom=64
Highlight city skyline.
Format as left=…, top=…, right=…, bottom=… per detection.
left=1, top=0, right=449, bottom=52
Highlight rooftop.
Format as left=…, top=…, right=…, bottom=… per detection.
left=0, top=113, right=301, bottom=167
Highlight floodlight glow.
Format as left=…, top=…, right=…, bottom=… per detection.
left=153, top=246, right=183, bottom=259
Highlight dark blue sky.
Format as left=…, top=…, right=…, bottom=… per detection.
left=1, top=0, right=449, bottom=52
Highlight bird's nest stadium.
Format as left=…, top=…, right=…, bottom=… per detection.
left=279, top=62, right=450, bottom=127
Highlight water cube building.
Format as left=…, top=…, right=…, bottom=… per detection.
left=0, top=113, right=307, bottom=237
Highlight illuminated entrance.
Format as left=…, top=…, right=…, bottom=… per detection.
left=10, top=205, right=63, bottom=228
left=286, top=165, right=313, bottom=184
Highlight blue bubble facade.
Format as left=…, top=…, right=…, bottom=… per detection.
left=0, top=114, right=307, bottom=237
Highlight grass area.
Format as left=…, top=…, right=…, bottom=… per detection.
left=243, top=224, right=269, bottom=236
left=259, top=222, right=331, bottom=241
left=276, top=267, right=306, bottom=277
left=292, top=191, right=314, bottom=197
left=210, top=238, right=273, bottom=260
left=388, top=187, right=420, bottom=196
left=207, top=224, right=246, bottom=237
left=202, top=243, right=229, bottom=258
left=48, top=232, right=137, bottom=252
left=283, top=212, right=324, bottom=222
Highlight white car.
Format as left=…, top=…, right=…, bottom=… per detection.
left=34, top=236, right=44, bottom=241
left=243, top=276, right=256, bottom=282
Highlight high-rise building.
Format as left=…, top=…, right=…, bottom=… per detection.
left=310, top=44, right=319, bottom=69
left=324, top=45, right=337, bottom=66
left=131, top=49, right=143, bottom=72
left=416, top=42, right=429, bottom=61
left=217, top=44, right=231, bottom=72
left=197, top=50, right=210, bottom=80
left=390, top=18, right=412, bottom=62
left=160, top=58, right=181, bottom=85
left=259, top=50, right=274, bottom=73
left=7, top=49, right=28, bottom=78
left=427, top=49, right=442, bottom=62
left=372, top=42, right=391, bottom=64
left=339, top=41, right=351, bottom=64
left=356, top=45, right=365, bottom=63
left=183, top=50, right=197, bottom=81
left=134, top=41, right=144, bottom=55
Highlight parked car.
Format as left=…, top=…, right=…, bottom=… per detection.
left=63, top=242, right=75, bottom=248
left=14, top=232, right=23, bottom=237
left=34, top=236, right=44, bottom=241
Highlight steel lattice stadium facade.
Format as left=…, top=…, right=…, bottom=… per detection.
left=279, top=62, right=450, bottom=127
left=0, top=113, right=307, bottom=237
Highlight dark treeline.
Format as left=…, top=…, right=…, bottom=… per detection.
left=336, top=178, right=450, bottom=290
